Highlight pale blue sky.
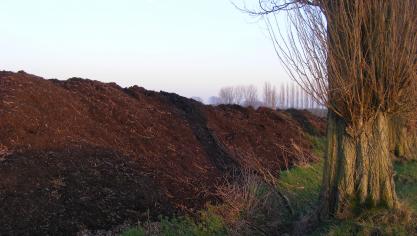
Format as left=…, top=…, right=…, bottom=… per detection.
left=0, top=0, right=288, bottom=101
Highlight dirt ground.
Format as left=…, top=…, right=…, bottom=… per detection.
left=0, top=71, right=325, bottom=235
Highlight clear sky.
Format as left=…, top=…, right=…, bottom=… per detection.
left=0, top=0, right=289, bottom=102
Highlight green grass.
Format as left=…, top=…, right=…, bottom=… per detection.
left=395, top=160, right=417, bottom=211
left=120, top=209, right=227, bottom=236
left=278, top=158, right=323, bottom=216
left=263, top=135, right=417, bottom=235
left=122, top=227, right=146, bottom=236
left=313, top=205, right=417, bottom=236
left=277, top=136, right=324, bottom=217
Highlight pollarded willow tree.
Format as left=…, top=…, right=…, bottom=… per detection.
left=241, top=0, right=417, bottom=218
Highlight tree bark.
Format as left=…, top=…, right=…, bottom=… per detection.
left=320, top=111, right=398, bottom=219
left=389, top=117, right=417, bottom=161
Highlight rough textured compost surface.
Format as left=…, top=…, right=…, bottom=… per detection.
left=0, top=71, right=325, bottom=235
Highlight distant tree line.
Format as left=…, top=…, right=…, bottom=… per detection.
left=208, top=82, right=323, bottom=110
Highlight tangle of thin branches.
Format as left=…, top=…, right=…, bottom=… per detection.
left=239, top=0, right=417, bottom=135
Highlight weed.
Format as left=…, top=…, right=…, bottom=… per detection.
left=121, top=227, right=146, bottom=236
left=120, top=209, right=227, bottom=236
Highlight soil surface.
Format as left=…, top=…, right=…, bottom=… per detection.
left=0, top=71, right=325, bottom=235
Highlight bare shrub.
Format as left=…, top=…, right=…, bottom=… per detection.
left=213, top=143, right=316, bottom=235
left=219, top=86, right=235, bottom=104
left=214, top=170, right=282, bottom=235
left=233, top=86, right=246, bottom=106
left=242, top=85, right=258, bottom=108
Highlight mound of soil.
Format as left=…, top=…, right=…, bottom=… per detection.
left=286, top=108, right=326, bottom=137
left=0, top=71, right=325, bottom=235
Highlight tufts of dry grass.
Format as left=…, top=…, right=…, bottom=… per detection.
left=320, top=204, right=417, bottom=236
left=214, top=171, right=268, bottom=235
left=212, top=169, right=295, bottom=235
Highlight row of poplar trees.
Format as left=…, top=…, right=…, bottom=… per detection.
left=217, top=82, right=323, bottom=109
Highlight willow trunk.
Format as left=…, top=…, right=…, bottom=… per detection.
left=320, top=111, right=397, bottom=218
left=389, top=117, right=417, bottom=161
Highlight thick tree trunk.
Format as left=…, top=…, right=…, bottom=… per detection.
left=320, top=111, right=398, bottom=219
left=389, top=117, right=417, bottom=161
